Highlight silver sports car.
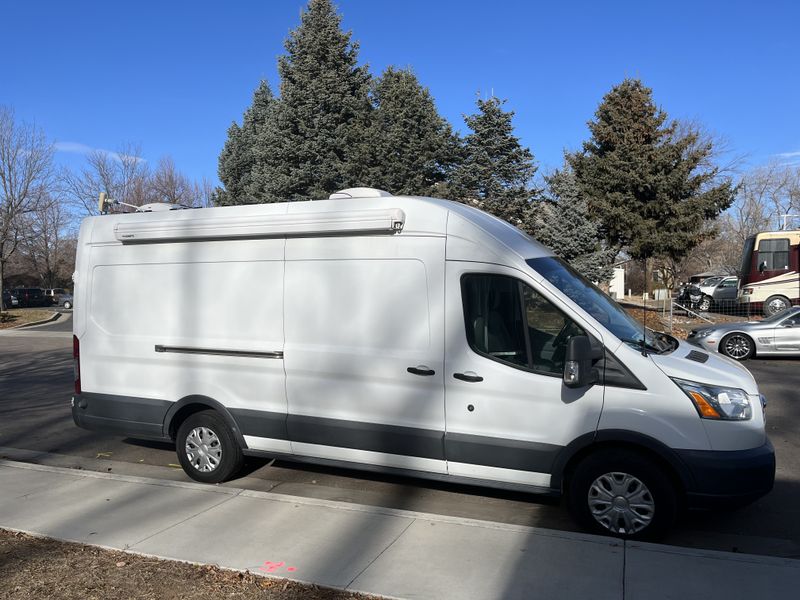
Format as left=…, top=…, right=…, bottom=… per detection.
left=687, top=307, right=800, bottom=360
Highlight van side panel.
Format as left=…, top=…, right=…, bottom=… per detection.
left=79, top=239, right=288, bottom=447
left=282, top=235, right=447, bottom=473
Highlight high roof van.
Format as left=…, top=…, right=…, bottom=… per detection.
left=71, top=188, right=775, bottom=539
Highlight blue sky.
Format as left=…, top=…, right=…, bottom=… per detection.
left=3, top=0, right=799, bottom=186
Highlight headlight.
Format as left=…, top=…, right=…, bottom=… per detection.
left=672, top=378, right=752, bottom=420
left=694, top=329, right=713, bottom=339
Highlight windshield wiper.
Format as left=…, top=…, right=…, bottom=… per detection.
left=620, top=338, right=663, bottom=354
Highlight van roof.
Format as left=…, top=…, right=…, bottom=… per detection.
left=85, top=194, right=553, bottom=266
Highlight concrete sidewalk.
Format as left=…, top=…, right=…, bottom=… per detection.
left=0, top=459, right=797, bottom=599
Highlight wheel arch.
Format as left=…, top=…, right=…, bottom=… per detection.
left=552, top=430, right=691, bottom=501
left=163, top=395, right=248, bottom=449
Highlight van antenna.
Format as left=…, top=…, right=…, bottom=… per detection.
left=641, top=257, right=648, bottom=357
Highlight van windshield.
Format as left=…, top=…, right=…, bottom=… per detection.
left=526, top=257, right=673, bottom=354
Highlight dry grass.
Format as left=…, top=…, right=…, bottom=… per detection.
left=0, top=309, right=55, bottom=329
left=0, top=529, right=378, bottom=600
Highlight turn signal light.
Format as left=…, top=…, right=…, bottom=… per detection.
left=689, top=391, right=721, bottom=419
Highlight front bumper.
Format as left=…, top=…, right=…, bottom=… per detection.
left=676, top=439, right=775, bottom=509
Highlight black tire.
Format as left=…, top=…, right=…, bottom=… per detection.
left=176, top=410, right=243, bottom=484
left=567, top=449, right=677, bottom=540
left=763, top=295, right=790, bottom=317
left=719, top=332, right=755, bottom=361
left=697, top=295, right=712, bottom=312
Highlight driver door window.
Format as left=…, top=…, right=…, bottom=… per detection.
left=462, top=274, right=585, bottom=376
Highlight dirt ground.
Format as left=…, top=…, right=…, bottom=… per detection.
left=0, top=529, right=377, bottom=600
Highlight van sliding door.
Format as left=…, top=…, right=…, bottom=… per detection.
left=283, top=236, right=447, bottom=473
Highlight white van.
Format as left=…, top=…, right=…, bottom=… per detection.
left=71, top=188, right=774, bottom=539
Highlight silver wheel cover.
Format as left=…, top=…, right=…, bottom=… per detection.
left=185, top=426, right=222, bottom=473
left=724, top=334, right=751, bottom=359
left=588, top=471, right=655, bottom=534
left=767, top=298, right=787, bottom=314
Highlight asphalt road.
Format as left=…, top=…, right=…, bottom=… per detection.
left=1, top=312, right=799, bottom=558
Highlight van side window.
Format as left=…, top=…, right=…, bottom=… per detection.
left=462, top=274, right=585, bottom=375
left=522, top=284, right=585, bottom=374
left=462, top=275, right=528, bottom=367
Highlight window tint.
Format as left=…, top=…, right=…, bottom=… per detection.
left=719, top=279, right=737, bottom=288
left=758, top=238, right=790, bottom=271
left=462, top=274, right=585, bottom=374
left=462, top=275, right=528, bottom=367
left=522, top=285, right=586, bottom=374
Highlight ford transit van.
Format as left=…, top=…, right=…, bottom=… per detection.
left=71, top=188, right=774, bottom=538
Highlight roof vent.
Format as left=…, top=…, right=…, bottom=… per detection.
left=329, top=187, right=392, bottom=200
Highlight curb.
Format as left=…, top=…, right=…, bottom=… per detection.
left=12, top=310, right=61, bottom=329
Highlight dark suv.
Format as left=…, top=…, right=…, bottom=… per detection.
left=11, top=288, right=47, bottom=308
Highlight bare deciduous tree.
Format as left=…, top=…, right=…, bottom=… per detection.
left=16, top=197, right=76, bottom=289
left=0, top=106, right=54, bottom=314
left=61, top=142, right=152, bottom=214
left=151, top=157, right=195, bottom=205
left=729, top=162, right=800, bottom=242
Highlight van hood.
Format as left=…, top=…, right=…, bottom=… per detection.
left=648, top=339, right=759, bottom=395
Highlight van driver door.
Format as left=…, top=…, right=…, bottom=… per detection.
left=443, top=262, right=605, bottom=490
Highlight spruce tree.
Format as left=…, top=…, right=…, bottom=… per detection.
left=363, top=67, right=459, bottom=196
left=535, top=165, right=617, bottom=282
left=217, top=80, right=276, bottom=205
left=568, top=78, right=735, bottom=264
left=260, top=0, right=371, bottom=201
left=450, top=96, right=537, bottom=231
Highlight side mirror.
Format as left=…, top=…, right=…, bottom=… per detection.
left=564, top=335, right=598, bottom=389
left=758, top=261, right=767, bottom=273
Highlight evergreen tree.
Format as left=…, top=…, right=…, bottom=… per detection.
left=535, top=165, right=617, bottom=282
left=256, top=0, right=372, bottom=201
left=568, top=78, right=735, bottom=264
left=450, top=96, right=537, bottom=231
left=217, top=80, right=276, bottom=205
left=363, top=67, right=459, bottom=196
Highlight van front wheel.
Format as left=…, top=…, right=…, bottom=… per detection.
left=567, top=449, right=677, bottom=540
left=176, top=410, right=243, bottom=484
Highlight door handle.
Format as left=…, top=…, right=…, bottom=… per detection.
left=453, top=372, right=483, bottom=383
left=407, top=366, right=435, bottom=376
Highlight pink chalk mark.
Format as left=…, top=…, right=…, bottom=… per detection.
left=287, top=567, right=297, bottom=572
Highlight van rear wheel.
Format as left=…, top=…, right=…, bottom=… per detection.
left=176, top=410, right=243, bottom=484
left=567, top=449, right=677, bottom=540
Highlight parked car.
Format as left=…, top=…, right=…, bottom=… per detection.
left=2, top=290, right=18, bottom=310
left=44, top=288, right=70, bottom=305
left=688, top=306, right=800, bottom=360
left=694, top=276, right=739, bottom=312
left=57, top=292, right=73, bottom=309
left=11, top=287, right=48, bottom=307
